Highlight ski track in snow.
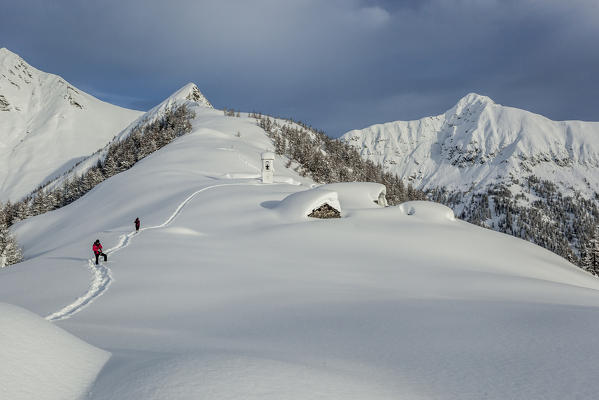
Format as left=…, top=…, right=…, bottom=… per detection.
left=45, top=181, right=262, bottom=322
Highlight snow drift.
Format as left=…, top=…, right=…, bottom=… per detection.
left=400, top=200, right=456, bottom=221
left=0, top=302, right=109, bottom=400
left=317, top=182, right=387, bottom=209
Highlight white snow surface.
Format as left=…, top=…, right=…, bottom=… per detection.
left=399, top=200, right=456, bottom=221
left=318, top=182, right=387, bottom=210
left=0, top=302, right=110, bottom=400
left=342, top=93, right=599, bottom=196
left=2, top=98, right=599, bottom=399
left=0, top=48, right=142, bottom=201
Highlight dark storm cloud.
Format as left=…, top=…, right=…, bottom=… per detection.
left=1, top=0, right=598, bottom=136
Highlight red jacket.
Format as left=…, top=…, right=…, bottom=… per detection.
left=93, top=243, right=102, bottom=255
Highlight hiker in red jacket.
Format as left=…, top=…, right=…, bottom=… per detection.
left=93, top=239, right=107, bottom=265
left=134, top=217, right=140, bottom=232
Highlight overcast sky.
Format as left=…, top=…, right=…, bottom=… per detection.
left=1, top=0, right=598, bottom=136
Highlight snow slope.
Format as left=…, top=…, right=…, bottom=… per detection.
left=0, top=48, right=142, bottom=201
left=342, top=93, right=599, bottom=196
left=39, top=81, right=212, bottom=194
left=0, top=302, right=109, bottom=400
left=2, top=97, right=599, bottom=399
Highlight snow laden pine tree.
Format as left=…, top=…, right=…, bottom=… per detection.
left=0, top=204, right=23, bottom=267
left=582, top=228, right=599, bottom=276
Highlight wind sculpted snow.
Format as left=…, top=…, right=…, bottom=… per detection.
left=0, top=302, right=109, bottom=400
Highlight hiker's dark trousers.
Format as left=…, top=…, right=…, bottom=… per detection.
left=95, top=252, right=107, bottom=265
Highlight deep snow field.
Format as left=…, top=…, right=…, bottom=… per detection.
left=3, top=104, right=599, bottom=399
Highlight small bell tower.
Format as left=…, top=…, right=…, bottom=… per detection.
left=261, top=152, right=274, bottom=184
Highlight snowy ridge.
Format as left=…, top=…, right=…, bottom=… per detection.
left=112, top=82, right=210, bottom=143
left=342, top=93, right=599, bottom=196
left=0, top=48, right=142, bottom=201
left=176, top=82, right=213, bottom=109
left=39, top=82, right=211, bottom=193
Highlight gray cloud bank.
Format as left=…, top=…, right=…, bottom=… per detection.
left=1, top=0, right=598, bottom=136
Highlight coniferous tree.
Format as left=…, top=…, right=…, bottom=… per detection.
left=0, top=204, right=23, bottom=268
left=582, top=228, right=599, bottom=275
left=255, top=114, right=425, bottom=205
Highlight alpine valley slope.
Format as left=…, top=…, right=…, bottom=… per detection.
left=2, top=88, right=599, bottom=399
left=342, top=93, right=599, bottom=260
left=0, top=48, right=142, bottom=202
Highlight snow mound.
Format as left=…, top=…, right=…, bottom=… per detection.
left=399, top=200, right=456, bottom=221
left=0, top=302, right=110, bottom=400
left=276, top=188, right=341, bottom=220
left=276, top=183, right=387, bottom=220
left=317, top=182, right=387, bottom=209
left=90, top=354, right=395, bottom=400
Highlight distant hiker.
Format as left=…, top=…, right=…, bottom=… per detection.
left=93, top=239, right=107, bottom=265
left=134, top=217, right=140, bottom=232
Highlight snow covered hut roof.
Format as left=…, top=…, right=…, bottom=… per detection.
left=276, top=182, right=388, bottom=220
left=276, top=189, right=341, bottom=220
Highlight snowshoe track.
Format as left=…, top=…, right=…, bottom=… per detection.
left=45, top=260, right=112, bottom=321
left=45, top=182, right=260, bottom=321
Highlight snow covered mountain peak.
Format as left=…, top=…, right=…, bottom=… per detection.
left=0, top=47, right=23, bottom=65
left=170, top=82, right=213, bottom=109
left=449, top=92, right=495, bottom=116
left=0, top=47, right=23, bottom=64
left=0, top=47, right=87, bottom=112
left=342, top=94, right=599, bottom=197
left=0, top=49, right=142, bottom=202
left=455, top=92, right=494, bottom=107
left=129, top=83, right=212, bottom=131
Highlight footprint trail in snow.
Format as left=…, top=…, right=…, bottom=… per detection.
left=45, top=182, right=261, bottom=321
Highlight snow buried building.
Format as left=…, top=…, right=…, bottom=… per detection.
left=276, top=182, right=387, bottom=220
